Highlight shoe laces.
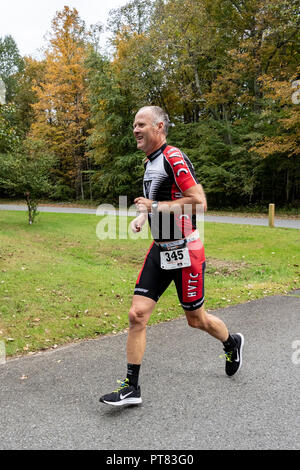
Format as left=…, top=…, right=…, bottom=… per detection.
left=224, top=350, right=233, bottom=363
left=113, top=378, right=130, bottom=393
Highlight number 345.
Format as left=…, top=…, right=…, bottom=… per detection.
left=165, top=250, right=184, bottom=262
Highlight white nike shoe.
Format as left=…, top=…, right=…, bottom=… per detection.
left=224, top=333, right=244, bottom=377
left=99, top=379, right=142, bottom=406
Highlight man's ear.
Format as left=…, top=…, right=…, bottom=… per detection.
left=158, top=121, right=164, bottom=132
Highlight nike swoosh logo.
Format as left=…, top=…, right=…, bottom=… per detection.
left=235, top=350, right=240, bottom=362
left=120, top=391, right=133, bottom=400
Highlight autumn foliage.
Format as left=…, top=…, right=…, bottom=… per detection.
left=0, top=1, right=299, bottom=207
left=29, top=7, right=90, bottom=199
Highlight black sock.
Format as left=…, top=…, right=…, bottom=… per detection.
left=126, top=363, right=141, bottom=388
left=223, top=334, right=237, bottom=351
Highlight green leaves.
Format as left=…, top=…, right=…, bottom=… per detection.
left=0, top=104, right=20, bottom=153
left=1, top=0, right=299, bottom=208
left=0, top=140, right=57, bottom=222
left=0, top=35, right=24, bottom=103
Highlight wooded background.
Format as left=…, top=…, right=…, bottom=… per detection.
left=0, top=0, right=299, bottom=208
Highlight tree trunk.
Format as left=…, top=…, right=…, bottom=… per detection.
left=80, top=170, right=84, bottom=200
left=222, top=104, right=232, bottom=145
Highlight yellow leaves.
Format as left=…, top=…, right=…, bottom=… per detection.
left=29, top=7, right=90, bottom=173
left=251, top=70, right=300, bottom=158
left=258, top=74, right=293, bottom=104
left=205, top=73, right=240, bottom=107
left=280, top=110, right=300, bottom=131
left=251, top=135, right=299, bottom=158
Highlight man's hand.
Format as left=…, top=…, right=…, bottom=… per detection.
left=130, top=213, right=147, bottom=233
left=134, top=197, right=153, bottom=213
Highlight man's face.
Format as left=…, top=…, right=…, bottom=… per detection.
left=133, top=109, right=163, bottom=155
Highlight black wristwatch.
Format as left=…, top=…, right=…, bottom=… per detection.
left=151, top=201, right=159, bottom=212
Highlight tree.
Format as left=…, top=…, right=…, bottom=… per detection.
left=30, top=7, right=91, bottom=199
left=0, top=35, right=24, bottom=103
left=249, top=70, right=300, bottom=204
left=0, top=140, right=57, bottom=224
left=107, top=0, right=153, bottom=36
left=86, top=48, right=144, bottom=203
left=13, top=57, right=46, bottom=138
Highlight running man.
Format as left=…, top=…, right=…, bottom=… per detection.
left=99, top=106, right=244, bottom=406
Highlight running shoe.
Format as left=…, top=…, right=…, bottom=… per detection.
left=99, top=378, right=142, bottom=406
left=224, top=333, right=244, bottom=377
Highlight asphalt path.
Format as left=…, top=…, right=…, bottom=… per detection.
left=0, top=292, right=299, bottom=450
left=0, top=203, right=299, bottom=229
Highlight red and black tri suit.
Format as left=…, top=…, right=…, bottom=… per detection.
left=134, top=143, right=206, bottom=311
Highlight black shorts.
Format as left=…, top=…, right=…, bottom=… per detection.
left=134, top=239, right=206, bottom=311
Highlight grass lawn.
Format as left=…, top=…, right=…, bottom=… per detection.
left=0, top=210, right=299, bottom=357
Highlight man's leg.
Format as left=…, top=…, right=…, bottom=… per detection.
left=185, top=305, right=228, bottom=341
left=99, top=295, right=156, bottom=406
left=185, top=305, right=244, bottom=376
left=127, top=295, right=157, bottom=364
left=99, top=242, right=170, bottom=406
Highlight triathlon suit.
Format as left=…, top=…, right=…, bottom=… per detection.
left=134, top=143, right=206, bottom=311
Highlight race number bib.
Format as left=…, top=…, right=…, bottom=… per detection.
left=160, top=247, right=191, bottom=270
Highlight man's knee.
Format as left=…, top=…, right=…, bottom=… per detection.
left=128, top=304, right=150, bottom=330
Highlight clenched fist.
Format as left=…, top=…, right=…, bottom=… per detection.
left=130, top=213, right=147, bottom=233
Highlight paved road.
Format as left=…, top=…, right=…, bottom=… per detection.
left=0, top=293, right=299, bottom=450
left=0, top=204, right=299, bottom=229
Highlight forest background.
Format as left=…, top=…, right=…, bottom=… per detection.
left=0, top=0, right=299, bottom=210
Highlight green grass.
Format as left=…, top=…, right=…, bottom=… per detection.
left=0, top=210, right=299, bottom=357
